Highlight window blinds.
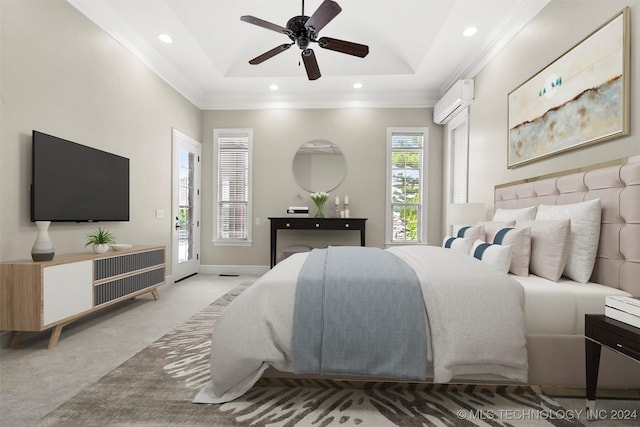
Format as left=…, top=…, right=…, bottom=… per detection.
left=217, top=136, right=248, bottom=240
left=450, top=123, right=468, bottom=204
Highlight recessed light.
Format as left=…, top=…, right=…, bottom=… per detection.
left=158, top=34, right=173, bottom=44
left=269, top=84, right=279, bottom=91
left=463, top=27, right=478, bottom=37
left=353, top=82, right=363, bottom=89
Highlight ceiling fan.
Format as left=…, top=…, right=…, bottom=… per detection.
left=240, top=0, right=369, bottom=80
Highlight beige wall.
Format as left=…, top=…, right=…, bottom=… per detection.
left=468, top=0, right=640, bottom=205
left=201, top=109, right=443, bottom=267
left=0, top=1, right=442, bottom=271
left=0, top=0, right=201, bottom=268
left=8, top=0, right=629, bottom=270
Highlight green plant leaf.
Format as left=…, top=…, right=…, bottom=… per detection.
left=85, top=227, right=116, bottom=246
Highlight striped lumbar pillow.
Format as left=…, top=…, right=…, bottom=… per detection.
left=456, top=225, right=485, bottom=241
left=471, top=239, right=512, bottom=274
left=492, top=226, right=531, bottom=276
left=442, top=236, right=473, bottom=254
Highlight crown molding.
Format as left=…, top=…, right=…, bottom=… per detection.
left=199, top=90, right=440, bottom=110
left=68, top=0, right=204, bottom=108
left=68, top=0, right=548, bottom=111
left=439, top=0, right=549, bottom=94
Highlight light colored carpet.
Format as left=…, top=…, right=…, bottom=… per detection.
left=36, top=283, right=639, bottom=426
left=0, top=274, right=245, bottom=427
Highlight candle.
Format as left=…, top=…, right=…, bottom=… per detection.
left=344, top=193, right=349, bottom=204
left=335, top=195, right=340, bottom=205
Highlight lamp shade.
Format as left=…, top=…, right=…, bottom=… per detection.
left=447, top=203, right=486, bottom=226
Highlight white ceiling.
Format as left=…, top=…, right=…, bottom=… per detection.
left=68, top=0, right=549, bottom=110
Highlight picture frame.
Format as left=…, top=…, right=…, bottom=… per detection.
left=507, top=7, right=630, bottom=168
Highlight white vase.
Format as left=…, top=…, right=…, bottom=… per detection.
left=93, top=244, right=110, bottom=254
left=31, top=221, right=55, bottom=261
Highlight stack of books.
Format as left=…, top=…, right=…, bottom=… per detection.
left=286, top=207, right=309, bottom=217
left=605, top=296, right=640, bottom=328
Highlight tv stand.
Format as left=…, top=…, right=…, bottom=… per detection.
left=0, top=245, right=165, bottom=349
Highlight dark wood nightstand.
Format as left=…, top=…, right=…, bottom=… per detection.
left=584, top=314, right=640, bottom=410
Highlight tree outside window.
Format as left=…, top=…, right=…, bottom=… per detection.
left=389, top=131, right=425, bottom=243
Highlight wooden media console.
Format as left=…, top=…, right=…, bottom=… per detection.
left=0, top=245, right=165, bottom=349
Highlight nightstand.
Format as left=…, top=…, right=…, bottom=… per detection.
left=584, top=314, right=640, bottom=410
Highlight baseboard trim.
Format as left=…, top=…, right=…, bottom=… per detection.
left=200, top=264, right=269, bottom=276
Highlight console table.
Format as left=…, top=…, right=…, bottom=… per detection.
left=268, top=217, right=367, bottom=268
left=584, top=314, right=640, bottom=410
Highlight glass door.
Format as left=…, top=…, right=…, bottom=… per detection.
left=172, top=129, right=201, bottom=282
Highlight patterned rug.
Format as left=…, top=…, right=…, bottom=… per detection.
left=38, top=284, right=586, bottom=427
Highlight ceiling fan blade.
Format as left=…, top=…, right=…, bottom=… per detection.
left=305, top=0, right=341, bottom=34
left=240, top=15, right=292, bottom=36
left=318, top=37, right=369, bottom=58
left=302, top=49, right=321, bottom=80
left=249, top=44, right=292, bottom=65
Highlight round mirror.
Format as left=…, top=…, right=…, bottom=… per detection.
left=292, top=140, right=346, bottom=192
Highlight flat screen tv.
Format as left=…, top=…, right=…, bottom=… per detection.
left=31, top=130, right=130, bottom=222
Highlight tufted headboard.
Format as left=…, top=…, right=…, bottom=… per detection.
left=495, top=160, right=640, bottom=296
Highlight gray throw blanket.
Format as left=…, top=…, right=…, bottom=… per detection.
left=292, top=246, right=428, bottom=379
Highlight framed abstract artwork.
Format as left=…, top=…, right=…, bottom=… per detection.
left=507, top=7, right=630, bottom=168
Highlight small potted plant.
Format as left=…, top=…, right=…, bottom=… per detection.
left=85, top=227, right=115, bottom=253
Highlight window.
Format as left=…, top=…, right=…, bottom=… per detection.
left=386, top=127, right=428, bottom=244
left=450, top=119, right=469, bottom=204
left=213, top=129, right=252, bottom=245
left=447, top=109, right=470, bottom=236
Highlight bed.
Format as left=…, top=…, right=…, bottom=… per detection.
left=494, top=160, right=640, bottom=388
left=195, top=160, right=640, bottom=404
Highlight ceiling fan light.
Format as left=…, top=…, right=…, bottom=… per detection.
left=241, top=0, right=364, bottom=80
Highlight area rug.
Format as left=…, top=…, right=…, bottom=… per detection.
left=38, top=283, right=586, bottom=427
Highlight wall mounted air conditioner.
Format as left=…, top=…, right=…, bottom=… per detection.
left=433, top=79, right=474, bottom=125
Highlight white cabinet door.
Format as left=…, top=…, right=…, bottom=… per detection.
left=43, top=261, right=93, bottom=326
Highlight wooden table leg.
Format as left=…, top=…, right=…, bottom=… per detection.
left=48, top=325, right=64, bottom=349
left=585, top=338, right=601, bottom=410
left=151, top=288, right=160, bottom=300
left=9, top=331, right=24, bottom=349
left=270, top=227, right=277, bottom=268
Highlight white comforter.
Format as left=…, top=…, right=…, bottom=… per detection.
left=194, top=245, right=528, bottom=404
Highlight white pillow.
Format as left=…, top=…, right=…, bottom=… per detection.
left=492, top=226, right=531, bottom=276
left=470, top=239, right=512, bottom=274
left=535, top=199, right=601, bottom=283
left=477, top=220, right=516, bottom=242
left=442, top=236, right=473, bottom=254
left=456, top=225, right=485, bottom=241
left=493, top=206, right=537, bottom=222
left=517, top=219, right=571, bottom=282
